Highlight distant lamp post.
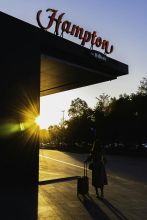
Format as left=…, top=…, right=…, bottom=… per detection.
left=61, top=110, right=65, bottom=124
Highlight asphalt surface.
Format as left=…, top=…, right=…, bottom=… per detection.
left=106, top=154, right=147, bottom=184
left=38, top=149, right=147, bottom=220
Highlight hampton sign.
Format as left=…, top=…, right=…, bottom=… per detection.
left=36, top=8, right=114, bottom=54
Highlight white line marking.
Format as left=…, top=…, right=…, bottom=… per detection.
left=40, top=155, right=147, bottom=187
left=40, top=154, right=84, bottom=169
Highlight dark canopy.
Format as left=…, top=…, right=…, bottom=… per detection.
left=0, top=11, right=128, bottom=97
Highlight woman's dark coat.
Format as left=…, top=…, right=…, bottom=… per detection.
left=88, top=145, right=108, bottom=187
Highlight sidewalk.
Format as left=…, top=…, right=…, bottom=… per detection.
left=38, top=173, right=147, bottom=220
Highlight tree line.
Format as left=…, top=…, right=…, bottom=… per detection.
left=40, top=77, right=147, bottom=153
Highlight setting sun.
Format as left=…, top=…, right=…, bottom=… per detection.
left=35, top=115, right=49, bottom=130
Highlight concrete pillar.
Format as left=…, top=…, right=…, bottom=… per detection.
left=0, top=12, right=40, bottom=220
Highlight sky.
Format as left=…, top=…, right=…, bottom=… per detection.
left=1, top=0, right=147, bottom=127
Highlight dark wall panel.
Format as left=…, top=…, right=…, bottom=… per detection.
left=0, top=12, right=40, bottom=220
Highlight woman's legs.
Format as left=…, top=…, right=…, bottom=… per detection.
left=100, top=186, right=104, bottom=197
left=94, top=185, right=104, bottom=197
left=95, top=187, right=99, bottom=197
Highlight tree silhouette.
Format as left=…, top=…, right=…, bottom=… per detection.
left=43, top=77, right=147, bottom=154
left=137, top=77, right=147, bottom=95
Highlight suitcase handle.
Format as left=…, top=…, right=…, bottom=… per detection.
left=84, top=162, right=88, bottom=177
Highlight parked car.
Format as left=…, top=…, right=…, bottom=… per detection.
left=40, top=142, right=46, bottom=148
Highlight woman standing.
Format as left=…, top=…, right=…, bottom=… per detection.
left=85, top=139, right=108, bottom=198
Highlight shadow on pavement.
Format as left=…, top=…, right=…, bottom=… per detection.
left=78, top=194, right=110, bottom=220
left=99, top=198, right=129, bottom=220
left=39, top=176, right=80, bottom=185
left=78, top=194, right=129, bottom=220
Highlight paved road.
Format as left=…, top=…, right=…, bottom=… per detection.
left=38, top=149, right=147, bottom=220
left=106, top=154, right=147, bottom=184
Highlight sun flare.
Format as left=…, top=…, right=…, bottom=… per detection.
left=35, top=115, right=49, bottom=130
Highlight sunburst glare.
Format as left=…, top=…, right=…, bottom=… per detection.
left=35, top=115, right=49, bottom=130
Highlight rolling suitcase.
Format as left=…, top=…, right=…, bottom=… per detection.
left=77, top=162, right=89, bottom=195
